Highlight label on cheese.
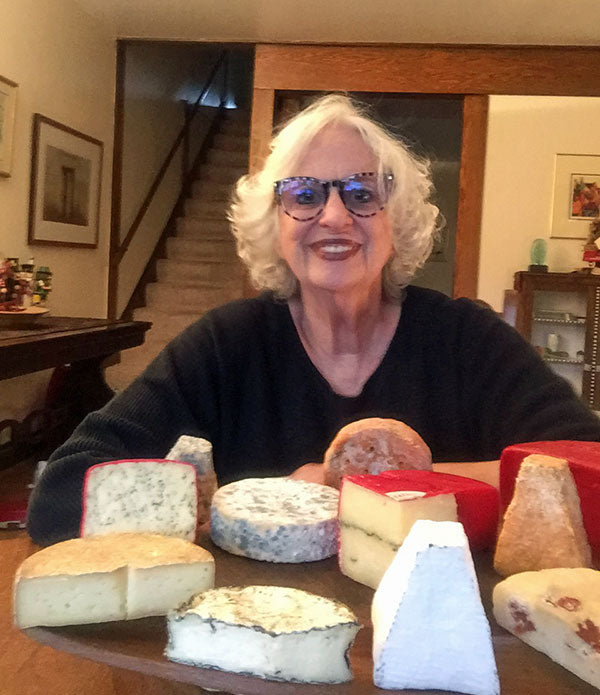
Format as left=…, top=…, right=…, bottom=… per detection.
left=385, top=490, right=426, bottom=501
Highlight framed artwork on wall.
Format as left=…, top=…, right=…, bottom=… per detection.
left=0, top=74, right=18, bottom=177
left=550, top=153, right=600, bottom=239
left=28, top=114, right=103, bottom=248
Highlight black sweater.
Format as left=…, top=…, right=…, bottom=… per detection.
left=27, top=287, right=600, bottom=545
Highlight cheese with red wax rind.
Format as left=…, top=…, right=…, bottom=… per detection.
left=338, top=470, right=499, bottom=589
left=500, top=441, right=600, bottom=554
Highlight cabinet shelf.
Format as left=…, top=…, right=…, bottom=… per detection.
left=533, top=317, right=586, bottom=326
left=543, top=357, right=584, bottom=365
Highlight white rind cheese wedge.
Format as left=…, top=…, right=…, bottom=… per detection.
left=14, top=533, right=214, bottom=628
left=372, top=520, right=499, bottom=695
left=210, top=478, right=339, bottom=562
left=165, top=585, right=360, bottom=683
left=493, top=568, right=600, bottom=690
left=494, top=454, right=592, bottom=576
left=80, top=459, right=198, bottom=541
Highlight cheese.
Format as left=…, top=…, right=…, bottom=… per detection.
left=500, top=440, right=600, bottom=557
left=339, top=470, right=499, bottom=589
left=165, top=585, right=360, bottom=684
left=14, top=533, right=214, bottom=628
left=493, top=568, right=600, bottom=689
left=80, top=459, right=198, bottom=541
left=323, top=417, right=432, bottom=488
left=166, top=436, right=217, bottom=526
left=372, top=520, right=499, bottom=695
left=210, top=477, right=339, bottom=562
left=494, top=454, right=592, bottom=576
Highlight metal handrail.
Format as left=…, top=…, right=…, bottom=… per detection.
left=114, top=50, right=227, bottom=264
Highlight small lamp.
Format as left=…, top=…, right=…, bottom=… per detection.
left=528, top=238, right=548, bottom=273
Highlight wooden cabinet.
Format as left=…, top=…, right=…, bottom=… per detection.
left=507, top=271, right=600, bottom=412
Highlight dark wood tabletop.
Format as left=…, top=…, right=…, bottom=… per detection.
left=0, top=463, right=595, bottom=695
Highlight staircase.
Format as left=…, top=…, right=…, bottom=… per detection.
left=106, top=110, right=249, bottom=392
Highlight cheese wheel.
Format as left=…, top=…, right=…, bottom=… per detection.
left=210, top=477, right=339, bottom=562
left=165, top=585, right=360, bottom=684
left=493, top=568, right=600, bottom=690
left=14, top=533, right=215, bottom=628
left=323, top=418, right=432, bottom=488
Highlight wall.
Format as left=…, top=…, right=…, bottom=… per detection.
left=117, top=43, right=223, bottom=315
left=479, top=96, right=600, bottom=312
left=0, top=0, right=115, bottom=422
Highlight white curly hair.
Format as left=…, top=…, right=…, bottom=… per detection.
left=228, top=94, right=440, bottom=300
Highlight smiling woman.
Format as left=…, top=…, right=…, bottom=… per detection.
left=27, top=94, right=600, bottom=547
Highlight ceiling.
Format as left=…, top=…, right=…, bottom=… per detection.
left=72, top=0, right=600, bottom=46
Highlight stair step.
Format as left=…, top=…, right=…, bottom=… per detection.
left=156, top=257, right=244, bottom=284
left=177, top=216, right=232, bottom=236
left=145, top=282, right=242, bottom=312
left=207, top=149, right=248, bottom=167
left=134, top=307, right=208, bottom=331
left=213, top=133, right=249, bottom=152
left=190, top=180, right=235, bottom=200
left=198, top=164, right=246, bottom=183
left=166, top=236, right=237, bottom=261
left=183, top=199, right=229, bottom=221
left=218, top=118, right=249, bottom=136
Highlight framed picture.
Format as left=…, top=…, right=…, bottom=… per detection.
left=0, top=74, right=18, bottom=177
left=28, top=114, right=103, bottom=248
left=551, top=154, right=600, bottom=239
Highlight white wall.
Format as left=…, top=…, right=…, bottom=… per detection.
left=117, top=43, right=222, bottom=315
left=479, top=96, right=600, bottom=311
left=0, top=0, right=115, bottom=422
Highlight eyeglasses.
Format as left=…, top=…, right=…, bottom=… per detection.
left=274, top=172, right=394, bottom=221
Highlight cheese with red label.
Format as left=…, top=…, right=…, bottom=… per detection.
left=500, top=441, right=600, bottom=556
left=339, top=470, right=499, bottom=589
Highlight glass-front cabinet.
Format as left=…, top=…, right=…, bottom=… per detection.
left=508, top=271, right=600, bottom=413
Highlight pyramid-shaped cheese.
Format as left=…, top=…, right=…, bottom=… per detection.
left=493, top=568, right=600, bottom=690
left=81, top=459, right=198, bottom=541
left=494, top=454, right=591, bottom=577
left=372, top=520, right=499, bottom=695
left=500, top=440, right=600, bottom=555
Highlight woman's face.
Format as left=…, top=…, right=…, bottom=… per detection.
left=277, top=125, right=393, bottom=297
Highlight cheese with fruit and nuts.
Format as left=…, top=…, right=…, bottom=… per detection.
left=210, top=478, right=339, bottom=562
left=494, top=454, right=591, bottom=577
left=323, top=417, right=432, bottom=488
left=372, top=520, right=499, bottom=695
left=166, top=435, right=217, bottom=526
left=500, top=440, right=600, bottom=556
left=165, top=585, right=360, bottom=684
left=339, top=470, right=499, bottom=589
left=493, top=568, right=600, bottom=690
left=14, top=533, right=214, bottom=628
left=80, top=459, right=198, bottom=541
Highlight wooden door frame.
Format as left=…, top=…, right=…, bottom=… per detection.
left=250, top=43, right=600, bottom=299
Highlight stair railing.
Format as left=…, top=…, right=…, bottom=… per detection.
left=108, top=50, right=229, bottom=319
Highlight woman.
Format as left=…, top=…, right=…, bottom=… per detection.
left=27, top=95, right=600, bottom=545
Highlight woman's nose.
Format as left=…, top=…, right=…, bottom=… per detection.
left=319, top=188, right=352, bottom=227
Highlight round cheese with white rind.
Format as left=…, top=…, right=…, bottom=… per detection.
left=323, top=417, right=432, bottom=489
left=210, top=478, right=339, bottom=562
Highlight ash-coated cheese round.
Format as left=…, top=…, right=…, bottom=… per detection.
left=210, top=478, right=339, bottom=563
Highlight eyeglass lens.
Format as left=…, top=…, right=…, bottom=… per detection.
left=278, top=174, right=387, bottom=221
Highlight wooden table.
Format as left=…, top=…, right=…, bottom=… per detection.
left=0, top=463, right=593, bottom=695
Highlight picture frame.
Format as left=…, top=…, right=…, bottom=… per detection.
left=0, top=74, right=18, bottom=177
left=28, top=114, right=103, bottom=248
left=550, top=153, right=600, bottom=239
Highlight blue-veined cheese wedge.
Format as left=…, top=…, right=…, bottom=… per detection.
left=372, top=520, right=499, bottom=695
left=210, top=477, right=339, bottom=562
left=165, top=585, right=360, bottom=683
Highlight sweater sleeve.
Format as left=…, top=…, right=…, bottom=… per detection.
left=454, top=299, right=600, bottom=458
left=26, top=320, right=220, bottom=546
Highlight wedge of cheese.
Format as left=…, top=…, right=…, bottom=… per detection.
left=500, top=440, right=600, bottom=556
left=210, top=477, right=339, bottom=562
left=80, top=459, right=198, bottom=541
left=339, top=470, right=499, bottom=589
left=372, top=520, right=499, bottom=695
left=14, top=533, right=215, bottom=628
left=493, top=568, right=600, bottom=690
left=323, top=418, right=432, bottom=488
left=494, top=454, right=592, bottom=577
left=165, top=585, right=360, bottom=684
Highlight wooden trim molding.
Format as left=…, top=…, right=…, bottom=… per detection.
left=249, top=88, right=274, bottom=174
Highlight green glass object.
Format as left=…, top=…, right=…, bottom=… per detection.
left=529, top=238, right=548, bottom=272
